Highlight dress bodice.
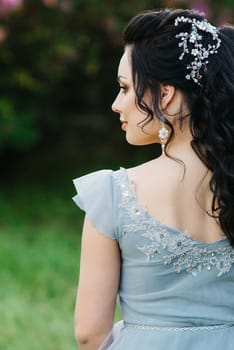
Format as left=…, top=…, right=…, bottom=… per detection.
left=73, top=168, right=234, bottom=349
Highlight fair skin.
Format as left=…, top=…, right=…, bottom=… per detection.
left=75, top=218, right=120, bottom=349
left=75, top=46, right=225, bottom=349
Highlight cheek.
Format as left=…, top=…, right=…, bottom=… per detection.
left=136, top=119, right=160, bottom=143
left=124, top=91, right=137, bottom=110
left=141, top=120, right=159, bottom=135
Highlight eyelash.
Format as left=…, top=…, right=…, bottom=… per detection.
left=120, top=85, right=128, bottom=93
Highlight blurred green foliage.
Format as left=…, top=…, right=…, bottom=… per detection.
left=0, top=0, right=233, bottom=152
left=0, top=0, right=162, bottom=151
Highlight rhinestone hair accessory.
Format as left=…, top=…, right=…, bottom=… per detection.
left=174, top=16, right=221, bottom=85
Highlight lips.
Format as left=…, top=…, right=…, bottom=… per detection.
left=120, top=120, right=128, bottom=131
left=120, top=118, right=128, bottom=130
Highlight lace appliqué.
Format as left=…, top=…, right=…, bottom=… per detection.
left=115, top=169, right=234, bottom=278
left=139, top=230, right=234, bottom=278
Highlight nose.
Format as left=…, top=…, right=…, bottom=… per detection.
left=111, top=94, right=121, bottom=114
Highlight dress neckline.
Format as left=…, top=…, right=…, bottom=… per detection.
left=119, top=167, right=229, bottom=247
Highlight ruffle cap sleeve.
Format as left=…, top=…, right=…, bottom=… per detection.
left=72, top=170, right=117, bottom=240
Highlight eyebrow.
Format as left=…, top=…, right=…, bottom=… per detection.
left=117, top=75, right=128, bottom=82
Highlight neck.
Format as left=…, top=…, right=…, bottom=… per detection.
left=162, top=120, right=203, bottom=166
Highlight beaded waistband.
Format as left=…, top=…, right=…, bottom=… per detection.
left=124, top=322, right=234, bottom=332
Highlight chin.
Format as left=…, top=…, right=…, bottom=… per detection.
left=125, top=134, right=156, bottom=146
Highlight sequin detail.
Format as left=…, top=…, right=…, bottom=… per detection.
left=125, top=322, right=234, bottom=332
left=115, top=169, right=234, bottom=278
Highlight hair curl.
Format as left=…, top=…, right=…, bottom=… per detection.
left=123, top=9, right=234, bottom=246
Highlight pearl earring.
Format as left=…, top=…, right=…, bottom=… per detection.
left=158, top=122, right=169, bottom=156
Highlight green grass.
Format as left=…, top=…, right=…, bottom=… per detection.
left=0, top=176, right=122, bottom=350
left=0, top=179, right=82, bottom=350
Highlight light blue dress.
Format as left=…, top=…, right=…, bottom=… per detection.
left=73, top=168, right=234, bottom=349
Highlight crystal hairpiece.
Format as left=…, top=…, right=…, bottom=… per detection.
left=174, top=16, right=221, bottom=85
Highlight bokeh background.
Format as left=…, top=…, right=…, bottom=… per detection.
left=0, top=1, right=233, bottom=349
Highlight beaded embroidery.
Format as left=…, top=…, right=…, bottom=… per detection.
left=125, top=322, right=234, bottom=332
left=115, top=169, right=234, bottom=278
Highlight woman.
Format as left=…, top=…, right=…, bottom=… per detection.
left=73, top=8, right=234, bottom=350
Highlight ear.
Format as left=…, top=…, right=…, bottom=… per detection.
left=159, top=84, right=176, bottom=111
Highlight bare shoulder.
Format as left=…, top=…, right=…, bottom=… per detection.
left=126, top=156, right=183, bottom=186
